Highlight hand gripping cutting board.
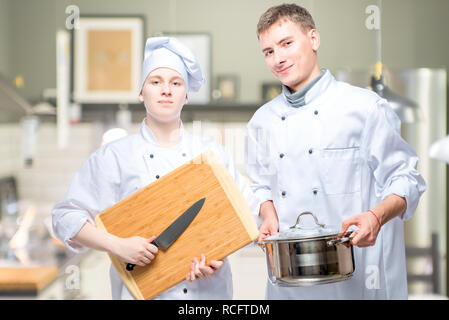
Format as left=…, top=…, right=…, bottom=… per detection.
left=94, top=151, right=259, bottom=300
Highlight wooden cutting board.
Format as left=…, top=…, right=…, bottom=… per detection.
left=0, top=266, right=58, bottom=291
left=95, top=151, right=259, bottom=300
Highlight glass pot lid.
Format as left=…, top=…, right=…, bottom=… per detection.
left=265, top=211, right=340, bottom=241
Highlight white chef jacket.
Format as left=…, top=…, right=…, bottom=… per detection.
left=52, top=120, right=262, bottom=300
left=246, top=69, right=426, bottom=300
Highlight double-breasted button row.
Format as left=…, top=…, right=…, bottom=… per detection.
left=281, top=109, right=318, bottom=122
left=281, top=190, right=318, bottom=197
left=150, top=152, right=187, bottom=158
left=280, top=151, right=313, bottom=157
left=148, top=152, right=187, bottom=180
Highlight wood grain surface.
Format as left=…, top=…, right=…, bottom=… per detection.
left=0, top=266, right=58, bottom=291
left=95, top=151, right=258, bottom=300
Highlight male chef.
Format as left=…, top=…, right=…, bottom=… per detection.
left=246, top=3, right=426, bottom=299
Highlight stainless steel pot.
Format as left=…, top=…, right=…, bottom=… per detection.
left=263, top=211, right=355, bottom=286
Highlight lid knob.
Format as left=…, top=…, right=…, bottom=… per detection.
left=290, top=211, right=325, bottom=229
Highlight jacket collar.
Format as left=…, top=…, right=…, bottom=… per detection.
left=139, top=118, right=186, bottom=147
left=269, top=69, right=336, bottom=117
left=281, top=68, right=334, bottom=107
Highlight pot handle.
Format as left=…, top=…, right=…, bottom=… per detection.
left=290, top=211, right=325, bottom=229
left=326, top=234, right=355, bottom=247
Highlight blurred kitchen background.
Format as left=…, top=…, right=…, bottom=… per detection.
left=0, top=0, right=448, bottom=300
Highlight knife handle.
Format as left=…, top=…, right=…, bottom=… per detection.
left=126, top=239, right=159, bottom=271
left=126, top=263, right=136, bottom=271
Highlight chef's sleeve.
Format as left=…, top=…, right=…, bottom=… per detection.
left=245, top=122, right=275, bottom=209
left=362, top=98, right=426, bottom=221
left=52, top=146, right=119, bottom=253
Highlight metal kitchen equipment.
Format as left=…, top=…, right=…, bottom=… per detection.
left=263, top=212, right=355, bottom=286
left=369, top=0, right=421, bottom=124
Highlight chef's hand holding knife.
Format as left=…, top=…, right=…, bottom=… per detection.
left=257, top=200, right=279, bottom=247
left=115, top=235, right=224, bottom=278
left=114, top=235, right=159, bottom=267
left=70, top=221, right=159, bottom=267
left=115, top=237, right=224, bottom=279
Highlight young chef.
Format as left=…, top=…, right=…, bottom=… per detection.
left=52, top=37, right=262, bottom=299
left=246, top=4, right=426, bottom=299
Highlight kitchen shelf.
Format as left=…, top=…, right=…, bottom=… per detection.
left=184, top=103, right=262, bottom=112
left=77, top=102, right=263, bottom=124
left=80, top=102, right=262, bottom=112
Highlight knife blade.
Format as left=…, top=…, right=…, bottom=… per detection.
left=126, top=197, right=205, bottom=271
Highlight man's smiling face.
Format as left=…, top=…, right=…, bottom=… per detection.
left=259, top=18, right=320, bottom=92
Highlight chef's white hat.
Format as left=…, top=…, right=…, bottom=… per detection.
left=139, top=37, right=204, bottom=93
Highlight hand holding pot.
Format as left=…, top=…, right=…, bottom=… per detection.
left=186, top=253, right=223, bottom=281
left=257, top=201, right=279, bottom=245
left=340, top=211, right=381, bottom=247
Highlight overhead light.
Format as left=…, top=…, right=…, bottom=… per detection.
left=369, top=0, right=421, bottom=124
left=371, top=73, right=421, bottom=124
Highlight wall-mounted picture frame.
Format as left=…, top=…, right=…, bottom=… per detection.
left=213, top=74, right=239, bottom=103
left=261, top=82, right=282, bottom=103
left=160, top=32, right=211, bottom=105
left=72, top=15, right=145, bottom=104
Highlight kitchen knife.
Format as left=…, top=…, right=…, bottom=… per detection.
left=126, top=197, right=206, bottom=271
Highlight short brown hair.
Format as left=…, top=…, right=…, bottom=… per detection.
left=257, top=3, right=316, bottom=37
